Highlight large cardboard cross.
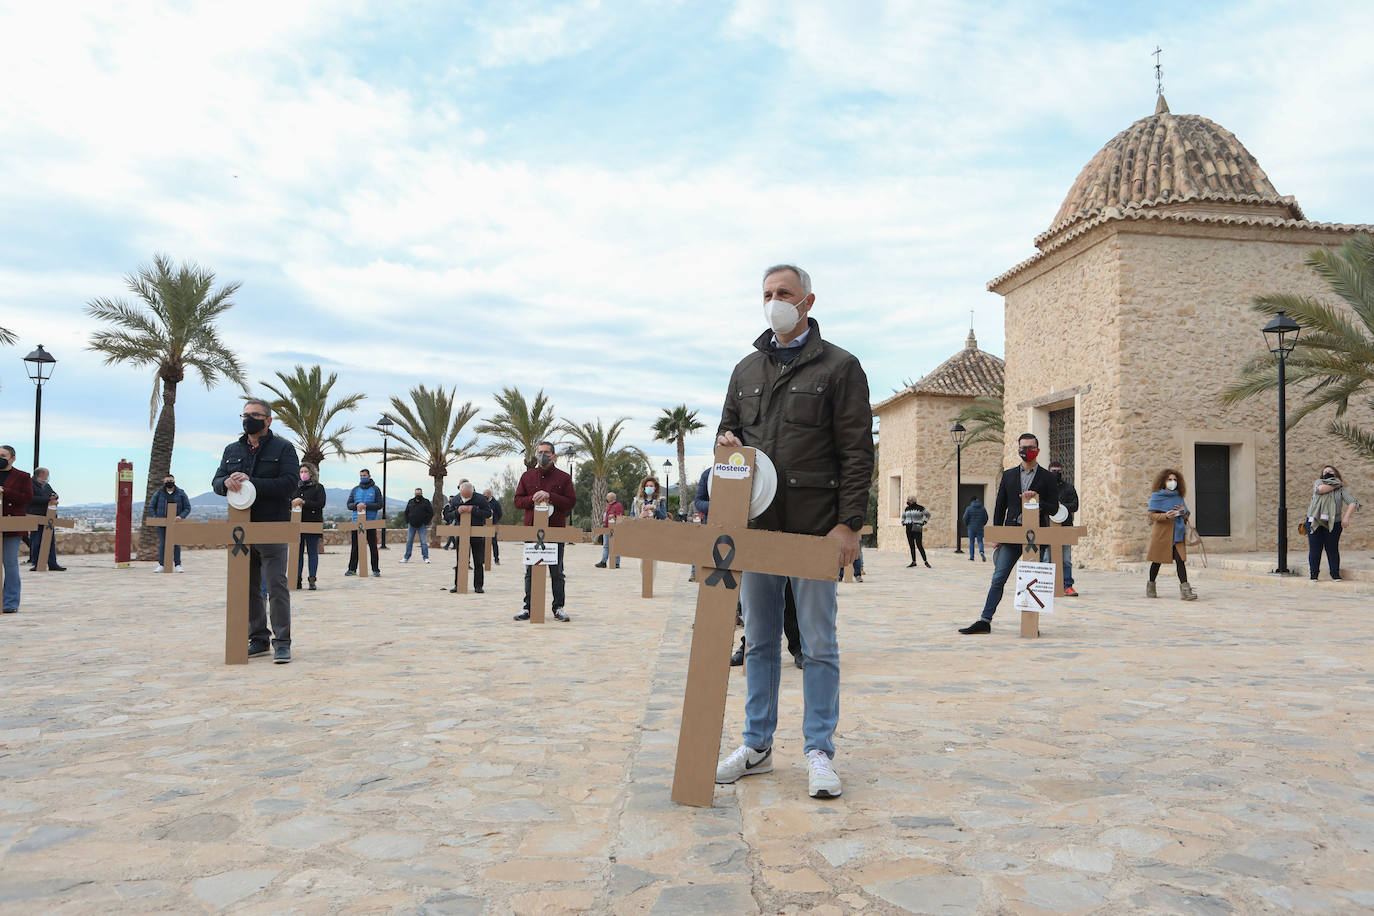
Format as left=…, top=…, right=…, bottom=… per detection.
left=610, top=444, right=843, bottom=807
left=592, top=522, right=616, bottom=570
left=985, top=494, right=1086, bottom=638
left=286, top=507, right=325, bottom=590
left=155, top=507, right=299, bottom=664
left=496, top=506, right=592, bottom=623
left=28, top=504, right=74, bottom=573
left=144, top=502, right=190, bottom=573
left=0, top=487, right=36, bottom=595
left=346, top=514, right=389, bottom=578
left=432, top=511, right=497, bottom=594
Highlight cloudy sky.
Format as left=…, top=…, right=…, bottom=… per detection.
left=2, top=0, right=1371, bottom=504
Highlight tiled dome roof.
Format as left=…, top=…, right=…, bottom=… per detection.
left=1045, top=95, right=1299, bottom=239
left=909, top=329, right=1004, bottom=398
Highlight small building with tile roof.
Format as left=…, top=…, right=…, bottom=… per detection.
left=872, top=328, right=1006, bottom=554
left=990, top=95, right=1374, bottom=567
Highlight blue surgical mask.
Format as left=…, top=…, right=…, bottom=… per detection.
left=360, top=477, right=370, bottom=485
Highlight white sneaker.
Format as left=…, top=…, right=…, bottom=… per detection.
left=153, top=565, right=164, bottom=573
left=806, top=749, right=842, bottom=798
left=715, top=744, right=773, bottom=784
left=400, top=557, right=409, bottom=564
left=424, top=558, right=431, bottom=564
left=174, top=565, right=185, bottom=573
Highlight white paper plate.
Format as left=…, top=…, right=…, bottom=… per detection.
left=707, top=448, right=778, bottom=520
left=227, top=480, right=257, bottom=510
left=1050, top=504, right=1069, bottom=524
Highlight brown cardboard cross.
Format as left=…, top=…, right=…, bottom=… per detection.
left=28, top=504, right=74, bottom=573
left=346, top=514, right=389, bottom=578
left=609, top=444, right=843, bottom=807
left=286, top=507, right=325, bottom=590
left=144, top=502, right=189, bottom=573
left=496, top=506, right=592, bottom=623
left=154, top=506, right=299, bottom=664
left=0, top=487, right=36, bottom=595
left=591, top=522, right=616, bottom=570
left=432, top=510, right=497, bottom=594
left=985, top=493, right=1086, bottom=638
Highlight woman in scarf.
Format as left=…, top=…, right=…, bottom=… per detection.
left=632, top=476, right=667, bottom=520
left=1146, top=468, right=1197, bottom=600
left=1306, top=464, right=1359, bottom=580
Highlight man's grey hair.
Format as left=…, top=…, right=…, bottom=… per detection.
left=460, top=480, right=475, bottom=492
left=762, top=264, right=811, bottom=294
left=243, top=398, right=272, bottom=417
left=34, top=467, right=49, bottom=478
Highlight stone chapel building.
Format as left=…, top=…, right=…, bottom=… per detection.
left=987, top=95, right=1373, bottom=565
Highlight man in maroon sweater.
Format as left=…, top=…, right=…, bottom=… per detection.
left=0, top=445, right=34, bottom=614
left=513, top=440, right=577, bottom=622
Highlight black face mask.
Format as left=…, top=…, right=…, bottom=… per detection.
left=165, top=482, right=176, bottom=491
left=243, top=416, right=267, bottom=435
left=0, top=458, right=9, bottom=470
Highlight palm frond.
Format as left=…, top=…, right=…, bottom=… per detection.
left=0, top=326, right=16, bottom=346
left=1328, top=419, right=1374, bottom=463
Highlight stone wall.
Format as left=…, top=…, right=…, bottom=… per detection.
left=51, top=528, right=385, bottom=556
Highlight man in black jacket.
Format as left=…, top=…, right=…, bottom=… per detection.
left=959, top=432, right=1059, bottom=634
left=211, top=398, right=301, bottom=663
left=402, top=488, right=434, bottom=564
left=446, top=481, right=492, bottom=593
left=1048, top=460, right=1080, bottom=596
left=26, top=468, right=65, bottom=571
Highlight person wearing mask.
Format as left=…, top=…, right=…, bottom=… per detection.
left=446, top=480, right=492, bottom=593
left=900, top=497, right=931, bottom=568
left=0, top=445, right=33, bottom=614
left=483, top=487, right=503, bottom=564
left=211, top=399, right=300, bottom=663
left=963, top=496, right=988, bottom=562
left=148, top=473, right=191, bottom=573
left=959, top=433, right=1060, bottom=634
left=1047, top=460, right=1080, bottom=596
left=513, top=441, right=577, bottom=622
left=1145, top=468, right=1196, bottom=600
left=26, top=468, right=66, bottom=571
left=632, top=477, right=667, bottom=520
left=1306, top=464, right=1359, bottom=581
left=345, top=468, right=383, bottom=577
left=402, top=487, right=434, bottom=564
left=595, top=491, right=624, bottom=568
left=713, top=263, right=874, bottom=800
left=293, top=463, right=326, bottom=589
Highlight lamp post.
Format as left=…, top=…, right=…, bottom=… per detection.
left=377, top=414, right=394, bottom=549
left=23, top=345, right=57, bottom=469
left=663, top=459, right=673, bottom=515
left=1263, top=310, right=1301, bottom=575
left=950, top=422, right=967, bottom=553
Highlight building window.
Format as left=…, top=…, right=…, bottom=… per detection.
left=1193, top=444, right=1232, bottom=537
left=1048, top=406, right=1075, bottom=479
left=888, top=475, right=902, bottom=518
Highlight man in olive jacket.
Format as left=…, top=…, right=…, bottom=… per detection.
left=713, top=263, right=874, bottom=800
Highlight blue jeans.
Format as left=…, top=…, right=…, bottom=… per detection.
left=2, top=536, right=20, bottom=611
left=981, top=543, right=1050, bottom=620
left=600, top=534, right=619, bottom=566
left=156, top=527, right=181, bottom=566
left=967, top=531, right=984, bottom=558
left=404, top=525, right=429, bottom=560
left=1061, top=544, right=1074, bottom=587
left=297, top=533, right=320, bottom=580
left=740, top=572, right=840, bottom=758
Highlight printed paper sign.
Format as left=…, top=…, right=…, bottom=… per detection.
left=1014, top=560, right=1056, bottom=615
left=523, top=543, right=559, bottom=566
left=714, top=451, right=752, bottom=479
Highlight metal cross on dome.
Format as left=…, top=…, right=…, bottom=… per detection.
left=1153, top=46, right=1164, bottom=97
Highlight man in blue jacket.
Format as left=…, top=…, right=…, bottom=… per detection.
left=211, top=399, right=301, bottom=663
left=346, top=468, right=383, bottom=577
left=148, top=473, right=191, bottom=573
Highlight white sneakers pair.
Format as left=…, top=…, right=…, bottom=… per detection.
left=154, top=565, right=186, bottom=573
left=715, top=744, right=842, bottom=798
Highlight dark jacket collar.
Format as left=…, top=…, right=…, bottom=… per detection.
left=752, top=317, right=824, bottom=364
left=238, top=428, right=276, bottom=449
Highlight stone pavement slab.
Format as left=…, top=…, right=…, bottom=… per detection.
left=0, top=545, right=1371, bottom=913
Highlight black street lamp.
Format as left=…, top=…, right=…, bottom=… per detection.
left=950, top=422, right=967, bottom=553
left=377, top=414, right=395, bottom=549
left=1263, top=310, right=1301, bottom=575
left=23, top=345, right=57, bottom=469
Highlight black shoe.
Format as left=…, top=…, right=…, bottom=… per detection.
left=494, top=558, right=500, bottom=565
left=925, top=562, right=932, bottom=568
left=474, top=587, right=484, bottom=594
left=614, top=562, right=619, bottom=568
left=248, top=643, right=271, bottom=658
left=295, top=580, right=303, bottom=590
left=594, top=561, right=607, bottom=568
left=345, top=569, right=356, bottom=577
left=1310, top=575, right=1319, bottom=581
left=730, top=646, right=744, bottom=666
left=553, top=610, right=570, bottom=622
left=27, top=566, right=37, bottom=572
left=907, top=561, right=917, bottom=567
left=793, top=653, right=804, bottom=669
left=1, top=608, right=16, bottom=614
left=372, top=570, right=381, bottom=578
left=273, top=645, right=291, bottom=664
left=514, top=610, right=530, bottom=621
left=981, top=553, right=987, bottom=562
left=50, top=565, right=66, bottom=571
left=308, top=578, right=317, bottom=591
left=1332, top=575, right=1343, bottom=581
left=959, top=619, right=991, bottom=634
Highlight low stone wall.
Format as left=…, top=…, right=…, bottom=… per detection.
left=50, top=529, right=408, bottom=555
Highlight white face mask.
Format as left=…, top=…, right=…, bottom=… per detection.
left=644, top=486, right=655, bottom=495
left=764, top=298, right=802, bottom=335
left=1165, top=480, right=1177, bottom=491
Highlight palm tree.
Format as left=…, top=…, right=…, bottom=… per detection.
left=951, top=383, right=1005, bottom=452
left=651, top=404, right=706, bottom=513
left=0, top=327, right=15, bottom=346
left=1223, top=234, right=1374, bottom=461
left=366, top=385, right=481, bottom=527
left=258, top=365, right=366, bottom=468
left=559, top=417, right=650, bottom=516
left=475, top=387, right=559, bottom=468
left=86, top=254, right=246, bottom=559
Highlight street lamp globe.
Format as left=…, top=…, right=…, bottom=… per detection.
left=1262, top=310, right=1301, bottom=356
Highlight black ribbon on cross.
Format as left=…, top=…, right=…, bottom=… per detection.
left=231, top=526, right=249, bottom=556
left=1023, top=529, right=1038, bottom=556
left=704, top=535, right=738, bottom=589
left=534, top=529, right=547, bottom=550
left=45, top=518, right=54, bottom=532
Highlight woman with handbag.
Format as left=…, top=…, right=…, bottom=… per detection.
left=1305, top=464, right=1359, bottom=580
left=1146, top=468, right=1197, bottom=600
